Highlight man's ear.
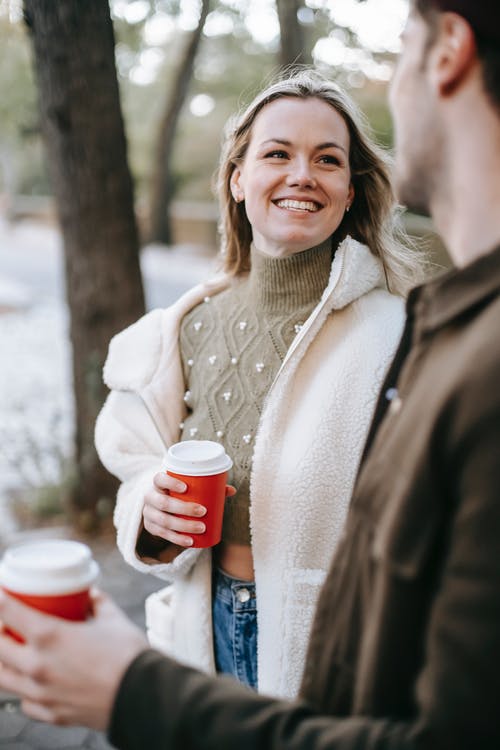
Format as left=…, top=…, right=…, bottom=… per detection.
left=230, top=167, right=244, bottom=202
left=431, top=12, right=477, bottom=96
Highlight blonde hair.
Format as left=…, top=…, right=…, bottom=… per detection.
left=216, top=69, right=425, bottom=296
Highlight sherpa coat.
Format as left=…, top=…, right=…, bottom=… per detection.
left=95, top=236, right=405, bottom=699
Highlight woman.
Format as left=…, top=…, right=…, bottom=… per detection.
left=95, top=70, right=423, bottom=699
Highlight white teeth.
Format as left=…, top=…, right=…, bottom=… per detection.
left=275, top=199, right=319, bottom=212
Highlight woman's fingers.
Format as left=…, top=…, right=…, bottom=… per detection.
left=144, top=505, right=205, bottom=534
left=146, top=489, right=206, bottom=518
left=142, top=476, right=237, bottom=547
left=143, top=505, right=205, bottom=546
left=153, top=472, right=186, bottom=493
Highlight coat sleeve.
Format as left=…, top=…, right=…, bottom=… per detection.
left=108, top=650, right=413, bottom=750
left=95, top=390, right=202, bottom=581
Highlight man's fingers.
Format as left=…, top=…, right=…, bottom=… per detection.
left=0, top=630, right=32, bottom=672
left=0, top=659, right=48, bottom=704
left=0, top=591, right=57, bottom=640
left=89, top=588, right=126, bottom=621
left=21, top=698, right=61, bottom=725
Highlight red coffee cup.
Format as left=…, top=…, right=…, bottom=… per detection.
left=164, top=440, right=233, bottom=548
left=0, top=539, right=99, bottom=641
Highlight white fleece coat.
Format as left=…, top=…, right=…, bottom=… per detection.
left=95, top=236, right=405, bottom=699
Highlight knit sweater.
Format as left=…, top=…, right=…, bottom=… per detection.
left=179, top=241, right=333, bottom=544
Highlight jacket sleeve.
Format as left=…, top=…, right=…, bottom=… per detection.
left=108, top=650, right=414, bottom=750
left=95, top=390, right=202, bottom=581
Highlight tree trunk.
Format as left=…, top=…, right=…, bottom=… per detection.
left=148, top=0, right=210, bottom=245
left=276, top=0, right=311, bottom=68
left=24, top=0, right=145, bottom=530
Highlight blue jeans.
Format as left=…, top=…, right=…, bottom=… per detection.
left=212, top=567, right=258, bottom=689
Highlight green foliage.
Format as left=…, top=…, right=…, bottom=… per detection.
left=0, top=1, right=397, bottom=207
left=0, top=16, right=48, bottom=193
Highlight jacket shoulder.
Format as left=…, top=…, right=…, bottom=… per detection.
left=103, top=308, right=168, bottom=392
left=103, top=274, right=231, bottom=392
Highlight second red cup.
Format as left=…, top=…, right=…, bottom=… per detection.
left=164, top=440, right=233, bottom=548
left=0, top=539, right=99, bottom=641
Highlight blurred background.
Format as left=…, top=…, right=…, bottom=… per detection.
left=0, top=0, right=447, bottom=539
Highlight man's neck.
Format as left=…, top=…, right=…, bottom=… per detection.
left=434, top=191, right=500, bottom=268
left=432, top=104, right=500, bottom=268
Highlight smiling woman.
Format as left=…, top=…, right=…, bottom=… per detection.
left=94, top=69, right=426, bottom=702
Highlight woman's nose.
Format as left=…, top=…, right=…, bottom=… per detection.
left=286, top=159, right=316, bottom=188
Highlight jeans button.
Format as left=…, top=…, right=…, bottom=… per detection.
left=236, top=587, right=251, bottom=603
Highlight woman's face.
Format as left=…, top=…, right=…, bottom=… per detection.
left=231, top=96, right=354, bottom=259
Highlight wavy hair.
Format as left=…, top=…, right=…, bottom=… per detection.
left=216, top=69, right=425, bottom=296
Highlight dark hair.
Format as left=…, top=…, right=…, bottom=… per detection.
left=415, top=0, right=500, bottom=110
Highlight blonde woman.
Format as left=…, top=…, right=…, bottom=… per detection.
left=95, top=70, right=423, bottom=699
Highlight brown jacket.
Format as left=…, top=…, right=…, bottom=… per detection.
left=109, top=245, right=500, bottom=750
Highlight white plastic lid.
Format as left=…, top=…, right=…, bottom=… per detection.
left=164, top=440, right=232, bottom=477
left=0, top=539, right=99, bottom=596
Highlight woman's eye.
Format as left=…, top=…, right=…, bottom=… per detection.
left=265, top=150, right=288, bottom=159
left=319, top=155, right=341, bottom=165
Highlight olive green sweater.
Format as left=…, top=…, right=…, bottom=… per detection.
left=179, top=241, right=333, bottom=544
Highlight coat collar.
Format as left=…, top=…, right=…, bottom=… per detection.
left=409, top=243, right=500, bottom=336
left=323, top=235, right=386, bottom=311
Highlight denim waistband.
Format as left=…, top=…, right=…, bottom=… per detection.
left=213, top=566, right=256, bottom=611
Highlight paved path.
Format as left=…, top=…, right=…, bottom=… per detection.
left=0, top=528, right=161, bottom=749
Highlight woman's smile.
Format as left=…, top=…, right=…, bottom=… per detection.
left=273, top=198, right=322, bottom=213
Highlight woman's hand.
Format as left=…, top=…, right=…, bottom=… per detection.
left=143, top=472, right=236, bottom=548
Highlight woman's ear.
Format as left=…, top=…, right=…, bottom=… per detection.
left=346, top=183, right=355, bottom=211
left=230, top=168, right=244, bottom=203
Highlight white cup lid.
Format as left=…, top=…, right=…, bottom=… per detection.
left=0, top=539, right=99, bottom=596
left=164, top=440, right=232, bottom=477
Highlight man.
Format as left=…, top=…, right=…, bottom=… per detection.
left=1, top=1, right=500, bottom=746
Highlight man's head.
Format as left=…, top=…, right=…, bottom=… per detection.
left=390, top=0, right=500, bottom=215
left=416, top=0, right=500, bottom=109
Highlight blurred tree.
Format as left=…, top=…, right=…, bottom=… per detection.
left=23, top=0, right=145, bottom=530
left=276, top=0, right=311, bottom=67
left=148, top=0, right=210, bottom=244
left=0, top=17, right=42, bottom=200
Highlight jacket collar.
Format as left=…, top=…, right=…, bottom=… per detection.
left=409, top=243, right=500, bottom=336
left=323, top=235, right=386, bottom=311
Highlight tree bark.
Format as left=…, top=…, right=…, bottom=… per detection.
left=276, top=0, right=311, bottom=68
left=24, top=0, right=145, bottom=529
left=148, top=0, right=210, bottom=245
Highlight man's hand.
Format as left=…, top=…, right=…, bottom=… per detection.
left=0, top=589, right=147, bottom=730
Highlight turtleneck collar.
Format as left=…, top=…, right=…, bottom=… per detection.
left=247, top=240, right=333, bottom=314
